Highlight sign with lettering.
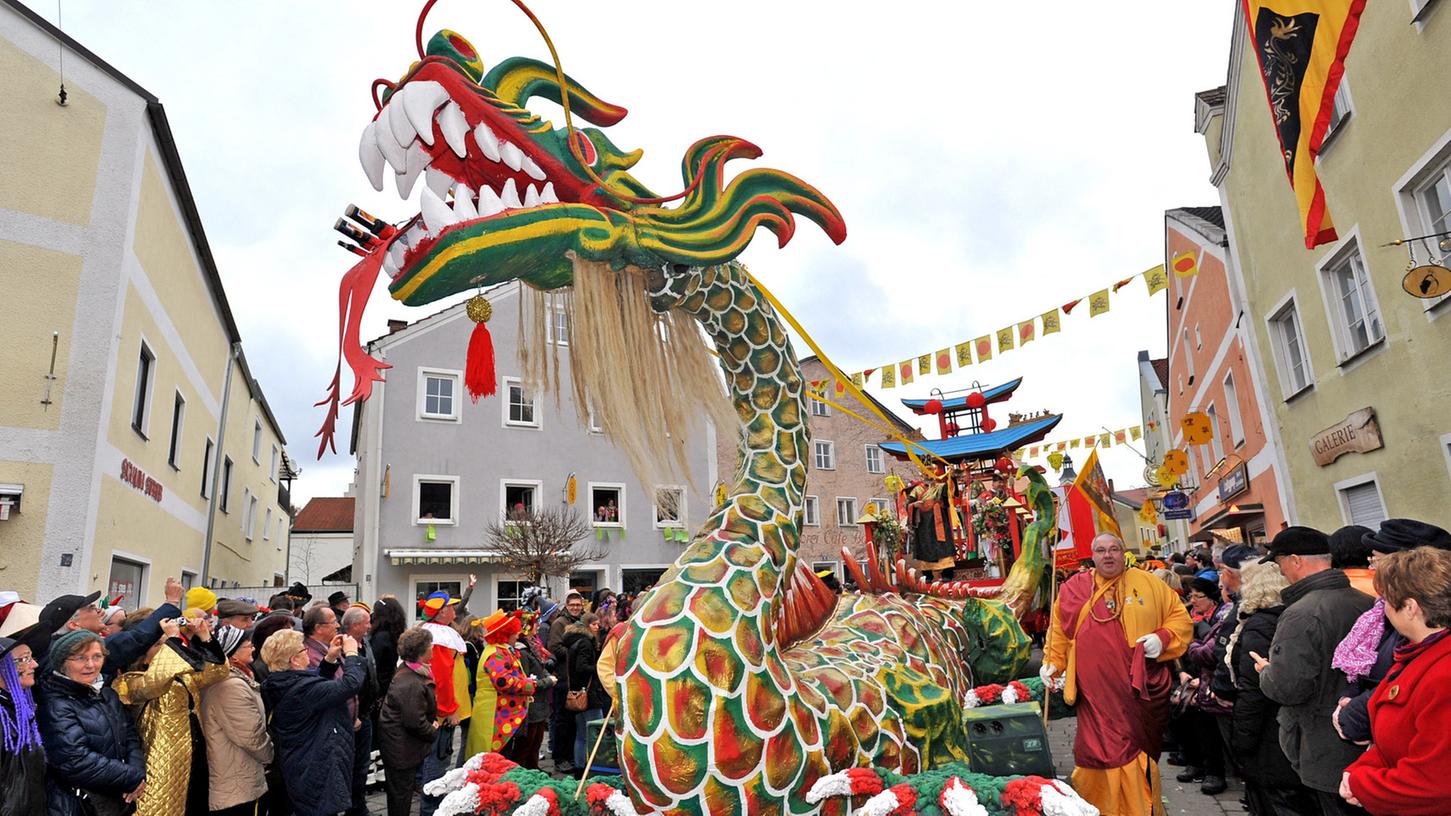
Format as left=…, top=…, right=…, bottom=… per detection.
left=1161, top=490, right=1189, bottom=511
left=1309, top=408, right=1383, bottom=467
left=120, top=459, right=164, bottom=502
left=1217, top=462, right=1249, bottom=502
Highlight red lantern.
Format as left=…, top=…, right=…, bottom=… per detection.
left=945, top=421, right=961, bottom=435
left=924, top=398, right=943, bottom=414
left=995, top=456, right=1014, bottom=473
left=966, top=391, right=986, bottom=409
left=980, top=417, right=997, bottom=432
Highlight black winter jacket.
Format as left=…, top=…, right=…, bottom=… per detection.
left=1259, top=569, right=1373, bottom=792
left=36, top=673, right=145, bottom=815
left=370, top=628, right=401, bottom=704
left=262, top=655, right=365, bottom=816
left=1336, top=613, right=1402, bottom=744
left=1229, top=606, right=1303, bottom=789
left=0, top=689, right=44, bottom=816
left=377, top=663, right=438, bottom=770
left=562, top=630, right=608, bottom=711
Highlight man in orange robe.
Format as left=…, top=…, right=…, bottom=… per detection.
left=1043, top=534, right=1193, bottom=816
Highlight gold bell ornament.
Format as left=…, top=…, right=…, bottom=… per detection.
left=464, top=294, right=496, bottom=401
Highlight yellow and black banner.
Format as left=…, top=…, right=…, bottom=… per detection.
left=1242, top=0, right=1366, bottom=248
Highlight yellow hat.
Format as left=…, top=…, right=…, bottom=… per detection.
left=185, top=586, right=218, bottom=613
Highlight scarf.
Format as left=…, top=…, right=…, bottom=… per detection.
left=1333, top=598, right=1386, bottom=683
left=1392, top=626, right=1450, bottom=664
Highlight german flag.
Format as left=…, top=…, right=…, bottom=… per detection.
left=1243, top=0, right=1366, bottom=249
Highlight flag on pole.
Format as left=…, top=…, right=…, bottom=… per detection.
left=1242, top=0, right=1365, bottom=248
left=1171, top=250, right=1199, bottom=278
left=899, top=360, right=915, bottom=385
left=935, top=348, right=952, bottom=375
left=1088, top=289, right=1111, bottom=317
left=974, top=335, right=993, bottom=363
left=1144, top=264, right=1169, bottom=294
left=996, top=326, right=1015, bottom=353
left=1041, top=309, right=1061, bottom=335
left=955, top=341, right=973, bottom=368
left=1018, top=319, right=1036, bottom=345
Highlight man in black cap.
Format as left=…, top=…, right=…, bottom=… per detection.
left=1252, top=526, right=1373, bottom=815
left=43, top=576, right=185, bottom=682
left=328, top=590, right=351, bottom=624
left=1333, top=519, right=1451, bottom=746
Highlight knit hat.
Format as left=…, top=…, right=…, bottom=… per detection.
left=1363, top=518, right=1451, bottom=554
left=48, top=630, right=103, bottom=674
left=185, top=586, right=218, bottom=614
left=215, top=625, right=249, bottom=659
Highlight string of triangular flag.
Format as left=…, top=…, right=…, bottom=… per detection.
left=814, top=254, right=1197, bottom=390
left=1012, top=424, right=1148, bottom=459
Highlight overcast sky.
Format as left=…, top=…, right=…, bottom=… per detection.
left=29, top=1, right=1234, bottom=504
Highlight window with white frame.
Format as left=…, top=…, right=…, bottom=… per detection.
left=1205, top=404, right=1226, bottom=466
left=836, top=497, right=858, bottom=527
left=1410, top=0, right=1440, bottom=22
left=243, top=490, right=257, bottom=539
left=200, top=438, right=215, bottom=499
left=590, top=484, right=624, bottom=526
left=220, top=457, right=233, bottom=512
left=548, top=307, right=570, bottom=346
left=808, top=396, right=830, bottom=417
left=802, top=495, right=820, bottom=527
left=812, top=561, right=840, bottom=581
left=277, top=517, right=285, bottom=544
left=1324, top=80, right=1353, bottom=142
left=1268, top=298, right=1313, bottom=396
left=252, top=419, right=262, bottom=463
left=1338, top=478, right=1387, bottom=529
left=1320, top=241, right=1384, bottom=361
left=585, top=401, right=602, bottom=433
left=269, top=445, right=279, bottom=482
left=1410, top=155, right=1451, bottom=308
left=865, top=445, right=885, bottom=474
left=654, top=487, right=685, bottom=527
left=167, top=392, right=185, bottom=469
left=1182, top=329, right=1196, bottom=383
left=497, top=579, right=533, bottom=612
left=1222, top=372, right=1245, bottom=446
left=813, top=440, right=835, bottom=470
left=502, top=480, right=540, bottom=522
left=263, top=507, right=273, bottom=540
left=131, top=341, right=155, bottom=438
left=415, top=476, right=458, bottom=524
left=418, top=369, right=460, bottom=421
left=503, top=377, right=538, bottom=427
left=412, top=580, right=462, bottom=620
left=866, top=497, right=891, bottom=517
left=1194, top=324, right=1202, bottom=350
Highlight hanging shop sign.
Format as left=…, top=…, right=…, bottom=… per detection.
left=1310, top=407, right=1383, bottom=467
left=1217, top=462, right=1249, bottom=502
left=1161, top=489, right=1190, bottom=520
left=1402, top=264, right=1451, bottom=299
left=119, top=459, right=163, bottom=503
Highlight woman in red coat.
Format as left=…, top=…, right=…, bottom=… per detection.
left=1342, top=546, right=1451, bottom=815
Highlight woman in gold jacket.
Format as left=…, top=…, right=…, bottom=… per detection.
left=113, top=611, right=230, bottom=816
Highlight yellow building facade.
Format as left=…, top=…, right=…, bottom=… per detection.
left=0, top=2, right=292, bottom=608
left=1197, top=4, right=1451, bottom=534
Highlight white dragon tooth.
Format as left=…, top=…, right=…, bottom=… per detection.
left=539, top=182, right=558, bottom=204
left=396, top=143, right=430, bottom=198
left=500, top=178, right=522, bottom=208
left=437, top=101, right=469, bottom=159
left=474, top=122, right=501, bottom=162
left=523, top=183, right=540, bottom=208
left=375, top=106, right=411, bottom=173
left=476, top=184, right=505, bottom=216
left=425, top=167, right=453, bottom=199
left=359, top=122, right=386, bottom=192
left=385, top=99, right=416, bottom=150
left=420, top=187, right=459, bottom=234
left=500, top=140, right=523, bottom=172
left=400, top=81, right=447, bottom=147
left=521, top=155, right=546, bottom=180
left=452, top=186, right=478, bottom=220
left=382, top=253, right=399, bottom=279
left=387, top=240, right=406, bottom=268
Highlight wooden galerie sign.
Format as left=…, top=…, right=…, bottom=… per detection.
left=1309, top=408, right=1383, bottom=467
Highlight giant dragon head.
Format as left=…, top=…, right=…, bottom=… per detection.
left=317, top=25, right=846, bottom=453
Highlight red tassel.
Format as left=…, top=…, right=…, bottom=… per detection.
left=465, top=320, right=496, bottom=401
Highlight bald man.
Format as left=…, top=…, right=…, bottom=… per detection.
left=1043, top=534, right=1193, bottom=815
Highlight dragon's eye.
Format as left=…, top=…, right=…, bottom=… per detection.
left=572, top=132, right=598, bottom=167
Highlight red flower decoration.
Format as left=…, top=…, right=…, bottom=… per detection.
left=976, top=683, right=1004, bottom=703
left=1008, top=680, right=1031, bottom=701
left=847, top=767, right=885, bottom=796
left=585, top=783, right=618, bottom=813
left=474, top=780, right=522, bottom=815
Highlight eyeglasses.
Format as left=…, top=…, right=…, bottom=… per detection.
left=1187, top=593, right=1210, bottom=601
left=12, top=655, right=37, bottom=667
left=65, top=653, right=105, bottom=665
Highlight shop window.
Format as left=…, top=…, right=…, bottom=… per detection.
left=108, top=557, right=146, bottom=612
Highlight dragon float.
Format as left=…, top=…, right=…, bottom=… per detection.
left=319, top=8, right=1088, bottom=816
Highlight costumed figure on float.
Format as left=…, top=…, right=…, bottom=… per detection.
left=318, top=3, right=1098, bottom=813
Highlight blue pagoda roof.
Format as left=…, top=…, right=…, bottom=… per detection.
left=901, top=378, right=1023, bottom=413
left=880, top=413, right=1062, bottom=462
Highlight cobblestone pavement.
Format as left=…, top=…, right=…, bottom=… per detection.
left=1046, top=716, right=1247, bottom=816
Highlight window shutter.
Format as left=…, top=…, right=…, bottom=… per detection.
left=1343, top=482, right=1385, bottom=528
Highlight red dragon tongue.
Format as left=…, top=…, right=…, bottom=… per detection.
left=314, top=248, right=392, bottom=458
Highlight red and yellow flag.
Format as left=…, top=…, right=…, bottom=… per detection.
left=935, top=348, right=952, bottom=375
left=898, top=360, right=915, bottom=385
left=1242, top=0, right=1366, bottom=248
left=1018, top=320, right=1036, bottom=345
left=974, top=335, right=993, bottom=363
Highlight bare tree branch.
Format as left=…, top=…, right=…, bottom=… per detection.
left=483, top=504, right=607, bottom=586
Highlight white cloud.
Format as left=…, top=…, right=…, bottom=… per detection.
left=33, top=1, right=1232, bottom=504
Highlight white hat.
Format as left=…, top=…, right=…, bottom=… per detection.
left=0, top=602, right=42, bottom=638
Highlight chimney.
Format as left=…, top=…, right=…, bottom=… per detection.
left=387, top=319, right=408, bottom=335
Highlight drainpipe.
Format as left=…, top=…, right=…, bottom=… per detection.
left=202, top=342, right=241, bottom=584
